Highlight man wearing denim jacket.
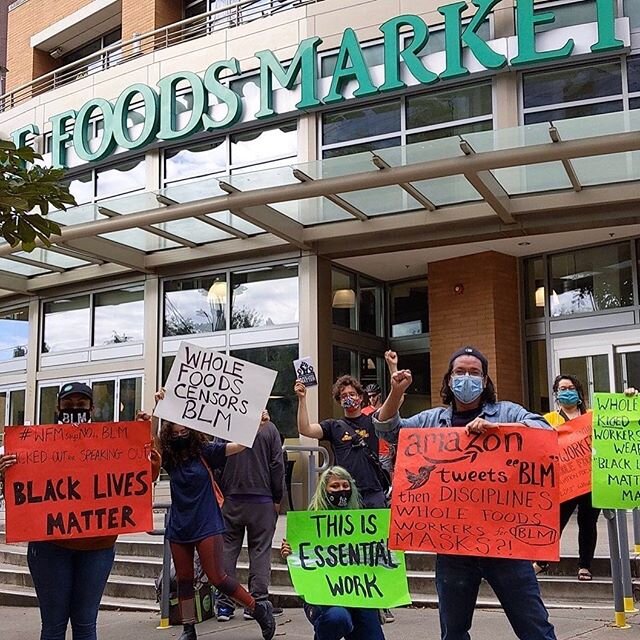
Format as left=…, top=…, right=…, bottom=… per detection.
left=373, top=346, right=557, bottom=640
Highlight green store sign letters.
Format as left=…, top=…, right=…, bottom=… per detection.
left=11, top=0, right=625, bottom=168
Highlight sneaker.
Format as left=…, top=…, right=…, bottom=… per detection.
left=253, top=600, right=276, bottom=640
left=216, top=605, right=235, bottom=622
left=382, top=608, right=395, bottom=623
left=245, top=606, right=283, bottom=620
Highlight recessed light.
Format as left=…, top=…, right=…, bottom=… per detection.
left=517, top=241, right=531, bottom=246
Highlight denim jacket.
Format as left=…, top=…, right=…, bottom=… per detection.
left=373, top=401, right=551, bottom=445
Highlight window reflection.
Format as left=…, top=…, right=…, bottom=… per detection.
left=164, top=275, right=227, bottom=336
left=9, top=389, right=25, bottom=426
left=231, top=265, right=298, bottom=329
left=231, top=344, right=299, bottom=437
left=230, top=122, right=297, bottom=167
left=390, top=280, right=428, bottom=337
left=332, top=270, right=356, bottom=329
left=359, top=277, right=383, bottom=336
left=39, top=386, right=59, bottom=424
left=119, top=378, right=142, bottom=421
left=524, top=257, right=545, bottom=319
left=96, top=157, right=146, bottom=199
left=93, top=380, right=115, bottom=422
left=0, top=307, right=29, bottom=361
left=93, top=286, right=144, bottom=345
left=549, top=243, right=633, bottom=316
left=43, top=296, right=90, bottom=352
left=164, top=138, right=226, bottom=183
left=396, top=352, right=431, bottom=415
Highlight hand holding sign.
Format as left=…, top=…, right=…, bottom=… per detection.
left=154, top=342, right=277, bottom=447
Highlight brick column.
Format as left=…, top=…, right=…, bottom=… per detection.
left=428, top=251, right=524, bottom=405
left=122, top=0, right=182, bottom=42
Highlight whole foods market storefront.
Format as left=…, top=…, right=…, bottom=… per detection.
left=0, top=0, right=640, bottom=454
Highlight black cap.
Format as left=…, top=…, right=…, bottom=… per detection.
left=449, top=346, right=489, bottom=375
left=58, top=382, right=93, bottom=402
left=364, top=383, right=381, bottom=396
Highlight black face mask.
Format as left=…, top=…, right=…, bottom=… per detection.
left=171, top=434, right=191, bottom=451
left=56, top=409, right=91, bottom=424
left=327, top=489, right=352, bottom=509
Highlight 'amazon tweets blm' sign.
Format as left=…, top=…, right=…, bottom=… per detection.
left=389, top=427, right=560, bottom=560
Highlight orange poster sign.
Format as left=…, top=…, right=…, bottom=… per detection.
left=4, top=421, right=154, bottom=543
left=556, top=413, right=592, bottom=503
left=389, top=427, right=560, bottom=561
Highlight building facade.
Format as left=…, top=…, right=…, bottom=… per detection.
left=0, top=0, right=638, bottom=460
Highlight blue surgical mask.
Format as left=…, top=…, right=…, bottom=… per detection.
left=450, top=375, right=484, bottom=405
left=557, top=390, right=580, bottom=408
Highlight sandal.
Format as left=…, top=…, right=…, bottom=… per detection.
left=578, top=569, right=592, bottom=581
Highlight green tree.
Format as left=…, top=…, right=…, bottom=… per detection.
left=0, top=141, right=76, bottom=251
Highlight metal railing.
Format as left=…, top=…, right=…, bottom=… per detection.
left=1, top=0, right=324, bottom=112
left=283, top=444, right=330, bottom=505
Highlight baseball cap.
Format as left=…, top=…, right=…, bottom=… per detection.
left=58, top=382, right=93, bottom=402
left=448, top=346, right=489, bottom=375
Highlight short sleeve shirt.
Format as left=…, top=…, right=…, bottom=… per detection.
left=164, top=442, right=227, bottom=543
left=320, top=414, right=382, bottom=494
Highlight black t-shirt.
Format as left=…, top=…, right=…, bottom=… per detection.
left=320, top=414, right=381, bottom=494
left=451, top=406, right=483, bottom=426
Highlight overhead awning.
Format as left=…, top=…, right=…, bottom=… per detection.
left=1, top=109, right=640, bottom=297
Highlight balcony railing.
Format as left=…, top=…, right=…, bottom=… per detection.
left=1, top=0, right=322, bottom=112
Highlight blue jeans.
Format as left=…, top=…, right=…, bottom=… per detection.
left=436, top=555, right=556, bottom=640
left=27, top=541, right=116, bottom=640
left=304, top=604, right=385, bottom=640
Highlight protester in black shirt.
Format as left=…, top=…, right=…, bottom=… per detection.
left=295, top=375, right=386, bottom=508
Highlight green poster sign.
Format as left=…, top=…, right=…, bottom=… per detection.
left=286, top=509, right=410, bottom=608
left=592, top=393, right=640, bottom=508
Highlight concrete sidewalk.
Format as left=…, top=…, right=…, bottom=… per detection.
left=2, top=604, right=637, bottom=640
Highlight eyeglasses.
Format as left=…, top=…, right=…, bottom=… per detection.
left=452, top=369, right=484, bottom=378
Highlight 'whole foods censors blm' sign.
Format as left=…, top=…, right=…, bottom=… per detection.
left=11, top=0, right=626, bottom=168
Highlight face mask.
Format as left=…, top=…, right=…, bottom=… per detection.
left=341, top=396, right=360, bottom=411
left=171, top=434, right=191, bottom=451
left=327, top=489, right=352, bottom=508
left=450, top=375, right=484, bottom=405
left=56, top=409, right=91, bottom=424
left=557, top=390, right=580, bottom=407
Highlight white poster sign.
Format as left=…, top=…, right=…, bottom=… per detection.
left=155, top=342, right=277, bottom=447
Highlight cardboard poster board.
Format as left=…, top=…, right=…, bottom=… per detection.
left=293, top=357, right=318, bottom=387
left=592, top=393, right=640, bottom=508
left=4, top=421, right=154, bottom=543
left=155, top=342, right=277, bottom=447
left=389, top=427, right=560, bottom=561
left=556, top=413, right=592, bottom=502
left=286, top=509, right=410, bottom=608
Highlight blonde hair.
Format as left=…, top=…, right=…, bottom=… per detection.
left=308, top=466, right=360, bottom=511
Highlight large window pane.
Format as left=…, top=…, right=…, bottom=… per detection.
left=230, top=122, right=297, bottom=167
left=96, top=157, right=146, bottom=199
left=534, top=0, right=597, bottom=33
left=39, top=386, right=59, bottom=424
left=625, top=0, right=640, bottom=30
left=323, top=137, right=401, bottom=159
left=524, top=100, right=622, bottom=124
left=390, top=280, right=428, bottom=337
left=93, top=380, right=115, bottom=422
left=0, top=307, right=29, bottom=361
left=9, top=389, right=25, bottom=426
left=549, top=243, right=633, bottom=316
left=332, top=270, right=356, bottom=329
left=119, top=377, right=142, bottom=421
left=164, top=138, right=226, bottom=183
left=407, top=83, right=492, bottom=129
left=66, top=172, right=93, bottom=205
left=627, top=57, right=640, bottom=94
left=523, top=62, right=622, bottom=109
left=43, top=296, right=90, bottom=352
left=322, top=101, right=401, bottom=145
left=359, top=353, right=382, bottom=389
left=231, top=344, right=299, bottom=437
left=359, top=277, right=383, bottom=336
left=397, top=352, right=431, bottom=415
left=93, top=286, right=144, bottom=346
left=162, top=355, right=176, bottom=384
left=407, top=120, right=492, bottom=144
left=333, top=346, right=356, bottom=379
left=524, top=257, right=545, bottom=319
left=526, top=341, right=549, bottom=414
left=164, top=275, right=227, bottom=336
left=231, top=265, right=298, bottom=329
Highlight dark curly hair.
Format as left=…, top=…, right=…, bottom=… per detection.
left=159, top=421, right=208, bottom=469
left=440, top=363, right=497, bottom=406
left=332, top=375, right=364, bottom=402
left=552, top=374, right=588, bottom=411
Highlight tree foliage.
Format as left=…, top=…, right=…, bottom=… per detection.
left=0, top=140, right=76, bottom=252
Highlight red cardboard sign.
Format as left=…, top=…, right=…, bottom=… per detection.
left=4, top=421, right=154, bottom=543
left=389, top=427, right=560, bottom=561
left=556, top=413, right=592, bottom=503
